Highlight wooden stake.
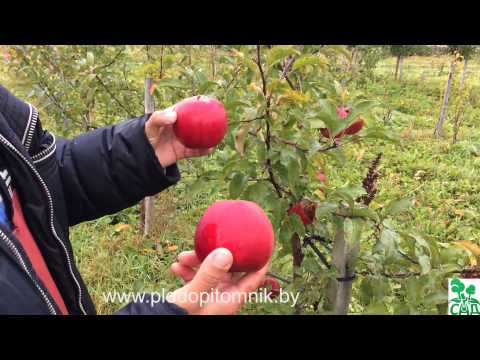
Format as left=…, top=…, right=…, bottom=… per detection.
left=142, top=76, right=155, bottom=236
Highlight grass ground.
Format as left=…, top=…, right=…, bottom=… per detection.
left=2, top=53, right=479, bottom=314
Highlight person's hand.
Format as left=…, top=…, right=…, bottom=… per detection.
left=144, top=96, right=213, bottom=168
left=168, top=248, right=268, bottom=315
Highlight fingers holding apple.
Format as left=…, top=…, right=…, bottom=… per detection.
left=170, top=250, right=233, bottom=284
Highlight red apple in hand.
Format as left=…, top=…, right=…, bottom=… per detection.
left=262, top=277, right=281, bottom=299
left=288, top=200, right=317, bottom=225
left=194, top=200, right=275, bottom=273
left=174, top=96, right=228, bottom=149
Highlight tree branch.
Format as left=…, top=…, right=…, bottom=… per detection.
left=271, top=135, right=307, bottom=152
left=303, top=236, right=331, bottom=269
left=92, top=48, right=125, bottom=73
left=267, top=272, right=292, bottom=284
left=255, top=45, right=283, bottom=198
left=95, top=74, right=134, bottom=117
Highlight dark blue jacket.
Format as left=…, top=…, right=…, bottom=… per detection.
left=0, top=84, right=187, bottom=315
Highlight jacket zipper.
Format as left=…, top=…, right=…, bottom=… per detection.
left=0, top=229, right=57, bottom=314
left=0, top=134, right=87, bottom=314
left=32, top=134, right=56, bottom=164
left=22, top=104, right=39, bottom=152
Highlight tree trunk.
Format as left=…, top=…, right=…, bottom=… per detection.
left=141, top=76, right=155, bottom=236
left=159, top=45, right=165, bottom=80
left=398, top=56, right=404, bottom=82
left=394, top=55, right=401, bottom=80
left=290, top=232, right=304, bottom=315
left=211, top=45, right=216, bottom=81
left=459, top=57, right=469, bottom=90
left=434, top=60, right=456, bottom=138
left=327, top=219, right=359, bottom=315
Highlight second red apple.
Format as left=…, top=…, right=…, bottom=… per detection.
left=194, top=200, right=275, bottom=273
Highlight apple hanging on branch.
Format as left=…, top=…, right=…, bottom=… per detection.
left=261, top=277, right=281, bottom=299
left=194, top=200, right=275, bottom=273
left=288, top=199, right=317, bottom=225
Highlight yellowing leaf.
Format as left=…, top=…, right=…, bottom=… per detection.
left=455, top=240, right=480, bottom=257
left=276, top=90, right=309, bottom=106
left=149, top=83, right=157, bottom=95
left=234, top=125, right=250, bottom=156
left=314, top=189, right=325, bottom=199
left=167, top=245, right=178, bottom=252
left=356, top=148, right=366, bottom=161
left=230, top=48, right=244, bottom=59
left=248, top=82, right=262, bottom=93
left=114, top=223, right=131, bottom=233
left=470, top=256, right=478, bottom=267
left=453, top=209, right=465, bottom=217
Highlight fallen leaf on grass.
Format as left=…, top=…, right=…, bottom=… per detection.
left=455, top=240, right=480, bottom=257
left=114, top=223, right=131, bottom=233
left=167, top=245, right=178, bottom=252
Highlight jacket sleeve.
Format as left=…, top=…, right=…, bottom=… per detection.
left=56, top=114, right=181, bottom=226
left=113, top=294, right=188, bottom=315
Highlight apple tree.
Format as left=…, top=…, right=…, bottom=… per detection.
left=158, top=45, right=462, bottom=314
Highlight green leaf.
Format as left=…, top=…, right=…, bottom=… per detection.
left=256, top=141, right=266, bottom=163
left=384, top=198, right=414, bottom=216
left=362, top=127, right=400, bottom=143
left=317, top=99, right=342, bottom=135
left=157, top=78, right=189, bottom=89
left=274, top=162, right=289, bottom=185
left=332, top=184, right=366, bottom=207
left=309, top=119, right=326, bottom=129
left=342, top=100, right=378, bottom=130
left=288, top=212, right=306, bottom=238
left=303, top=256, right=322, bottom=273
left=315, top=202, right=338, bottom=218
left=374, top=228, right=400, bottom=260
left=279, top=220, right=293, bottom=248
left=292, top=54, right=328, bottom=71
left=344, top=218, right=364, bottom=255
left=323, top=45, right=351, bottom=59
left=286, top=157, right=301, bottom=189
left=229, top=172, right=248, bottom=199
left=418, top=254, right=431, bottom=275
left=189, top=178, right=208, bottom=197
left=243, top=182, right=270, bottom=203
left=350, top=206, right=379, bottom=222
left=198, top=80, right=217, bottom=93
left=266, top=45, right=301, bottom=68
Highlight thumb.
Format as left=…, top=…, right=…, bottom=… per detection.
left=148, top=108, right=177, bottom=128
left=187, top=248, right=233, bottom=293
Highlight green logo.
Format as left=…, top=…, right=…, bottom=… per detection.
left=448, top=278, right=480, bottom=315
